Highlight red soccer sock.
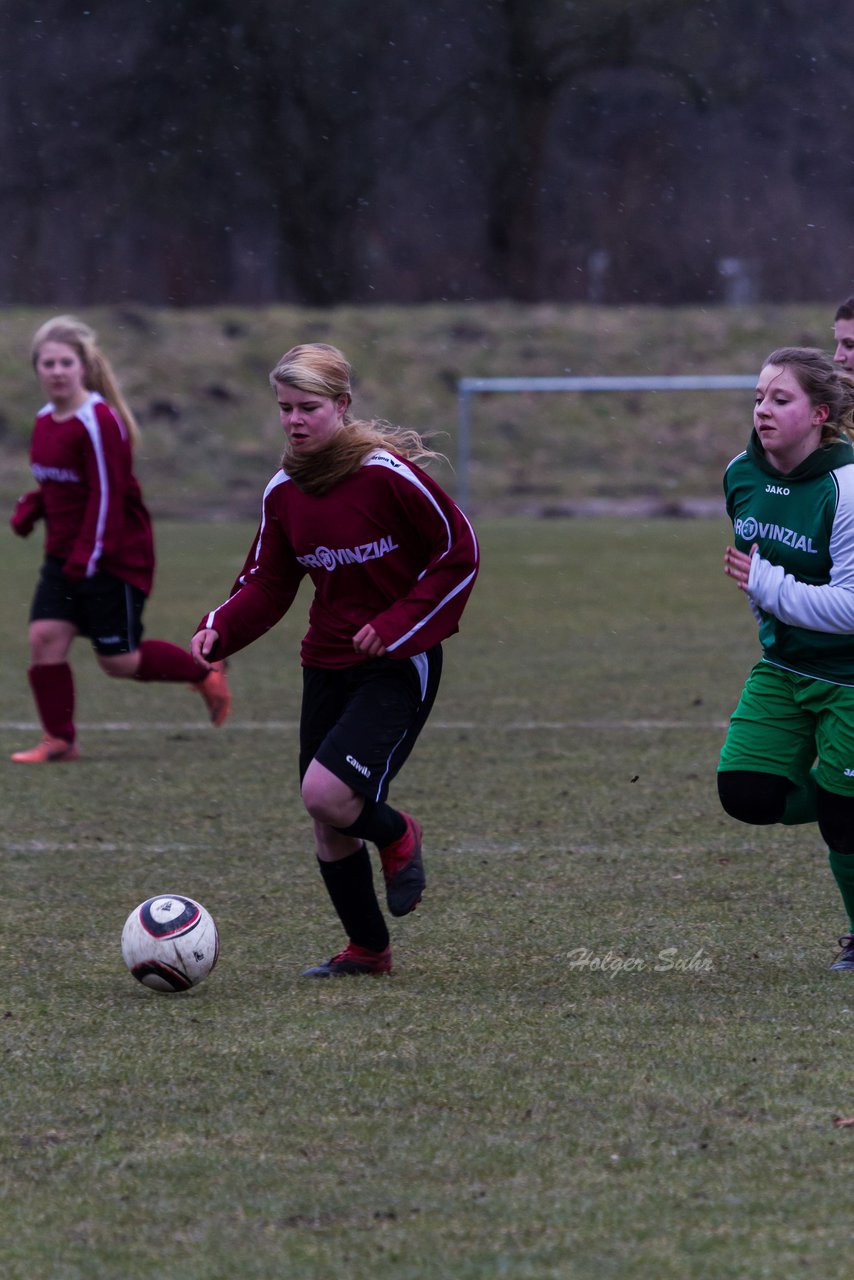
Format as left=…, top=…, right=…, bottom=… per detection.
left=134, top=639, right=204, bottom=684
left=28, top=663, right=76, bottom=743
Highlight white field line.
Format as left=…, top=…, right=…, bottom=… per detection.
left=0, top=718, right=729, bottom=733
left=4, top=839, right=675, bottom=857
left=5, top=841, right=200, bottom=854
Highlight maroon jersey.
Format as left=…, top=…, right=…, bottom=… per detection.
left=13, top=393, right=155, bottom=593
left=200, top=450, right=479, bottom=667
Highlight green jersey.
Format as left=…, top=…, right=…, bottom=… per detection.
left=724, top=430, right=854, bottom=685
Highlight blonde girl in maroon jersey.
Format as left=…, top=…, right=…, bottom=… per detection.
left=9, top=315, right=231, bottom=762
left=192, top=342, right=479, bottom=977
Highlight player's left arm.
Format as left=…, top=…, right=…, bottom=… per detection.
left=746, top=473, right=854, bottom=632
left=367, top=467, right=479, bottom=657
left=353, top=622, right=387, bottom=656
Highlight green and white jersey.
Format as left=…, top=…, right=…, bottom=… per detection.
left=724, top=430, right=854, bottom=685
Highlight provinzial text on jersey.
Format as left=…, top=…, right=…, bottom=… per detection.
left=734, top=517, right=818, bottom=554
left=32, top=464, right=81, bottom=483
left=297, top=537, right=400, bottom=571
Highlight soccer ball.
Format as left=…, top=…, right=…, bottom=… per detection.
left=121, top=895, right=220, bottom=992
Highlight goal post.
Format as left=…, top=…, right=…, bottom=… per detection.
left=455, top=374, right=757, bottom=510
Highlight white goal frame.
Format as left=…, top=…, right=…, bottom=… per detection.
left=455, top=374, right=756, bottom=509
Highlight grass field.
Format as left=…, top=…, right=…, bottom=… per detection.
left=4, top=517, right=854, bottom=1279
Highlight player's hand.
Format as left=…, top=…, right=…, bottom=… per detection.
left=352, top=623, right=386, bottom=657
left=724, top=543, right=757, bottom=591
left=10, top=491, right=43, bottom=537
left=191, top=628, right=221, bottom=669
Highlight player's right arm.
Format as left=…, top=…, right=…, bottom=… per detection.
left=193, top=481, right=305, bottom=661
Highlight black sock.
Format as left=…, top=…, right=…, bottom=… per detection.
left=335, top=798, right=406, bottom=848
left=318, top=844, right=390, bottom=952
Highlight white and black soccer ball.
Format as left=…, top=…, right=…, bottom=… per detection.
left=121, top=895, right=219, bottom=993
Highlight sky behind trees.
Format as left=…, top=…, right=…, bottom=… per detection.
left=1, top=0, right=852, bottom=307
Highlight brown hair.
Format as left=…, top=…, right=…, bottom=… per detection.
left=31, top=315, right=140, bottom=446
left=270, top=342, right=444, bottom=494
left=834, top=297, right=854, bottom=323
left=763, top=346, right=854, bottom=445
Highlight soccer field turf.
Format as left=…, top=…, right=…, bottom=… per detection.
left=3, top=518, right=854, bottom=1280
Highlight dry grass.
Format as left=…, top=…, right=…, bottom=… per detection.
left=0, top=301, right=837, bottom=519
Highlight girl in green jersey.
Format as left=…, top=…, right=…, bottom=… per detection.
left=719, top=347, right=854, bottom=971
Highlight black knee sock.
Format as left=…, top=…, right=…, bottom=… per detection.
left=318, top=844, right=390, bottom=952
left=828, top=850, right=854, bottom=933
left=334, top=798, right=406, bottom=848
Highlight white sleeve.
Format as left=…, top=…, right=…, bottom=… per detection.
left=747, top=468, right=854, bottom=633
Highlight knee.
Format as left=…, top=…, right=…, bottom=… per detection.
left=29, top=636, right=53, bottom=664
left=301, top=787, right=334, bottom=825
left=717, top=770, right=789, bottom=825
left=300, top=759, right=363, bottom=828
left=28, top=621, right=72, bottom=665
left=96, top=653, right=138, bottom=679
left=300, top=775, right=347, bottom=827
left=817, top=787, right=854, bottom=855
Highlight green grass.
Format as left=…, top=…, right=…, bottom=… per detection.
left=0, top=301, right=839, bottom=519
left=3, top=518, right=854, bottom=1278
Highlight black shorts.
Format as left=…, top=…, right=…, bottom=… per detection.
left=299, top=646, right=443, bottom=803
left=30, top=556, right=147, bottom=656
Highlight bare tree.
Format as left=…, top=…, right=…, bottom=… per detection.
left=0, top=0, right=851, bottom=305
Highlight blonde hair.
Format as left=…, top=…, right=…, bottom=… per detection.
left=763, top=347, right=854, bottom=446
left=31, top=315, right=140, bottom=446
left=270, top=343, right=444, bottom=493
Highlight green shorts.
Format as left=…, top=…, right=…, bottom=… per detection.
left=718, top=660, right=854, bottom=797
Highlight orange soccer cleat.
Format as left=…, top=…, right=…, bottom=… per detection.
left=11, top=735, right=80, bottom=764
left=195, top=660, right=232, bottom=727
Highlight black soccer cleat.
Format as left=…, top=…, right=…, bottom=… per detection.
left=831, top=934, right=854, bottom=972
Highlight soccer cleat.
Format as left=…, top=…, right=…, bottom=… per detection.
left=302, top=942, right=392, bottom=978
left=11, top=735, right=79, bottom=764
left=195, top=660, right=232, bottom=727
left=831, top=935, right=854, bottom=972
left=379, top=812, right=425, bottom=917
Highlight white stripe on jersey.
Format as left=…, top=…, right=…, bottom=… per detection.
left=76, top=393, right=111, bottom=577
left=385, top=568, right=478, bottom=653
